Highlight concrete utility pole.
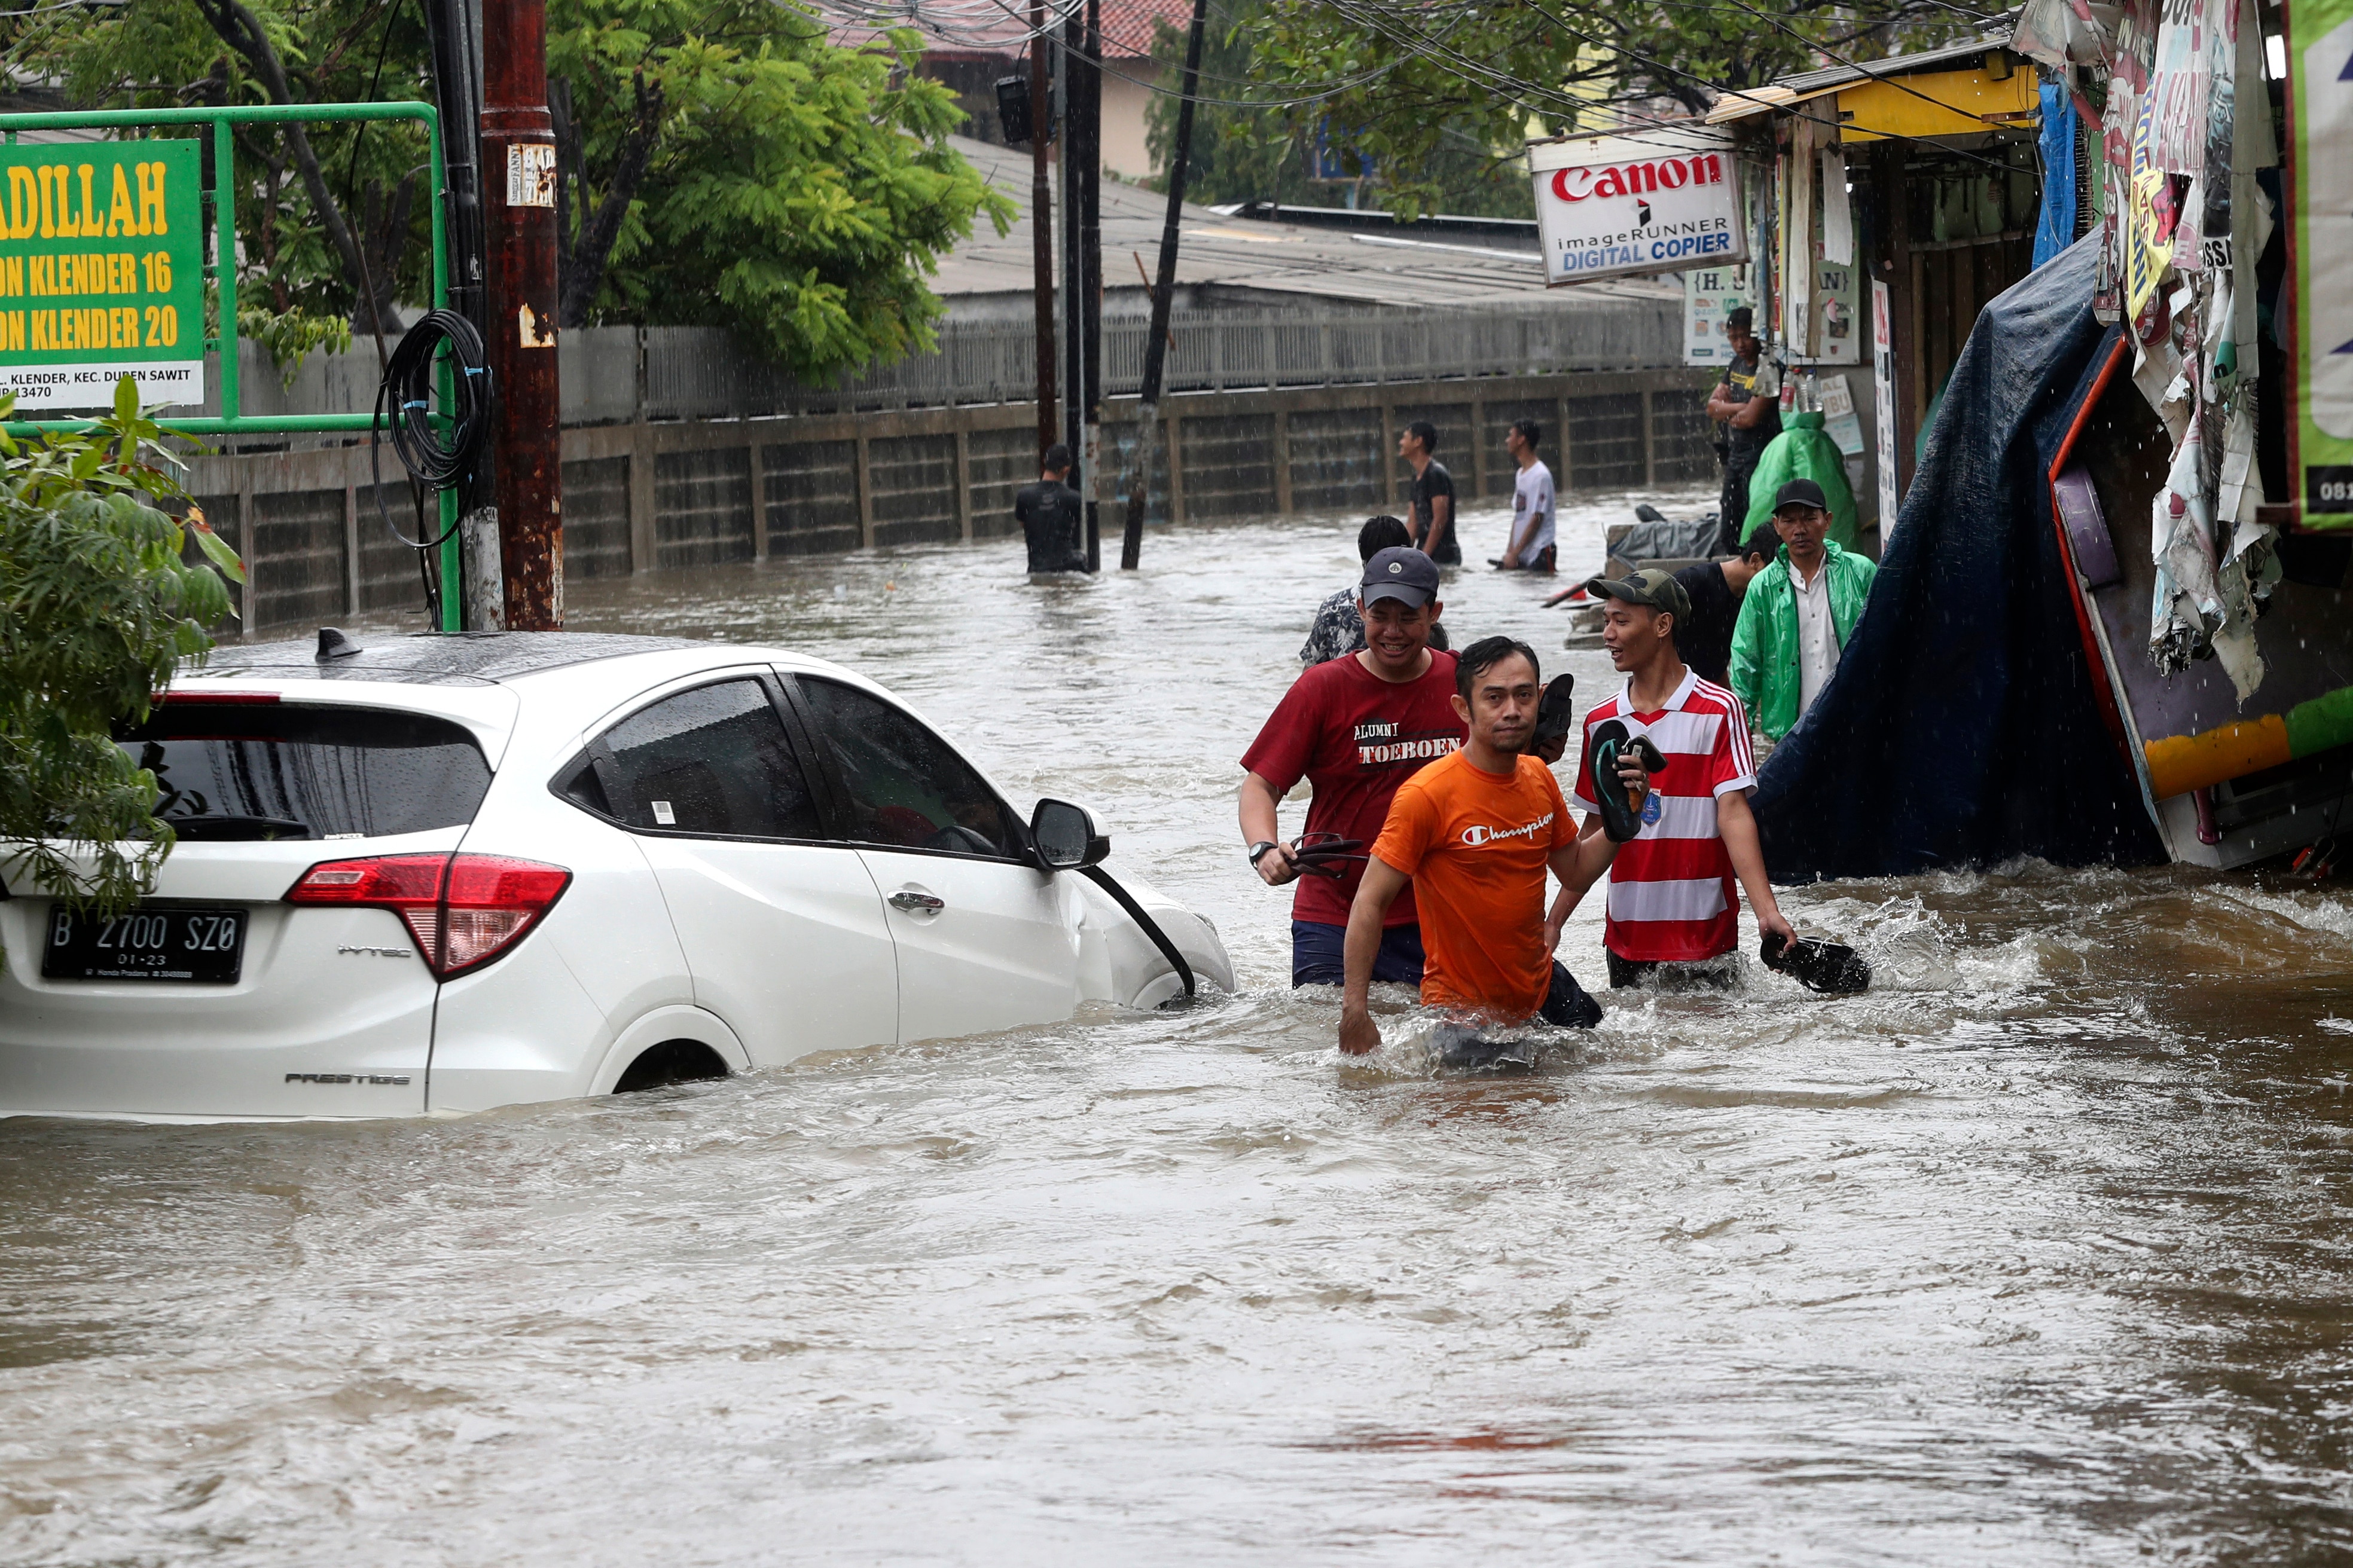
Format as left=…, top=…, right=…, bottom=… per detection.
left=1029, top=0, right=1056, bottom=463
left=1057, top=4, right=1084, bottom=567
left=480, top=0, right=564, bottom=628
left=1077, top=0, right=1103, bottom=573
left=1121, top=0, right=1207, bottom=570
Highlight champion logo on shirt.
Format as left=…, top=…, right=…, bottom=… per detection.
left=1460, top=811, right=1554, bottom=847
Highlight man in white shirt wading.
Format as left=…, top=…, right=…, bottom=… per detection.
left=1498, top=420, right=1557, bottom=573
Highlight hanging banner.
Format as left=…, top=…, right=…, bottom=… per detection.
left=1528, top=129, right=1746, bottom=286
left=1682, top=262, right=1753, bottom=364
left=0, top=140, right=204, bottom=411
left=1788, top=253, right=1861, bottom=365
left=1872, top=279, right=1900, bottom=530
left=2293, top=0, right=2353, bottom=523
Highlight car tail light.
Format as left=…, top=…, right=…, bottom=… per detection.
left=286, top=852, right=571, bottom=979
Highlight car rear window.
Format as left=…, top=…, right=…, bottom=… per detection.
left=118, top=704, right=493, bottom=840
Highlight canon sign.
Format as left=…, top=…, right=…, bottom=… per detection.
left=1527, top=132, right=1746, bottom=288
left=1548, top=152, right=1726, bottom=204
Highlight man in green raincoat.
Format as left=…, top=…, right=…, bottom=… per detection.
left=1730, top=480, right=1877, bottom=745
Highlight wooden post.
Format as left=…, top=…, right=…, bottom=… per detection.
left=480, top=0, right=563, bottom=627
left=343, top=479, right=361, bottom=614
left=1165, top=412, right=1186, bottom=524
left=1641, top=386, right=1658, bottom=490
left=1470, top=398, right=1488, bottom=499
left=1380, top=402, right=1397, bottom=509
left=628, top=423, right=655, bottom=574
left=1028, top=0, right=1055, bottom=462
left=236, top=471, right=256, bottom=632
left=1554, top=393, right=1571, bottom=494
left=1274, top=409, right=1293, bottom=517
left=855, top=432, right=875, bottom=549
left=750, top=441, right=768, bottom=561
left=954, top=429, right=974, bottom=542
left=1120, top=0, right=1208, bottom=568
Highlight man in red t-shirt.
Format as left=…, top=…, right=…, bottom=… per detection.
left=1564, top=568, right=1793, bottom=988
left=1240, top=547, right=1473, bottom=986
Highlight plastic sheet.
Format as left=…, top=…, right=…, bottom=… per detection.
left=1751, top=236, right=2167, bottom=879
left=1740, top=411, right=1860, bottom=549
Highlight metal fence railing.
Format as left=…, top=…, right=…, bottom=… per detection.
left=223, top=297, right=1683, bottom=430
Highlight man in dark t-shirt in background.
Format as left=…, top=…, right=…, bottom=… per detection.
left=1670, top=534, right=1771, bottom=687
left=1400, top=420, right=1460, bottom=564
left=1014, top=444, right=1087, bottom=573
left=1704, top=308, right=1782, bottom=557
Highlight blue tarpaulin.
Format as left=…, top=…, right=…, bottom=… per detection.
left=2033, top=84, right=2078, bottom=269
left=1750, top=235, right=2165, bottom=880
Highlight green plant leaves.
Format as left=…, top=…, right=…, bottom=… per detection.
left=0, top=387, right=240, bottom=922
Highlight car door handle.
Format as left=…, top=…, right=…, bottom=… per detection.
left=889, top=891, right=945, bottom=913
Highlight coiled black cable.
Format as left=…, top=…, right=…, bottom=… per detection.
left=371, top=308, right=492, bottom=551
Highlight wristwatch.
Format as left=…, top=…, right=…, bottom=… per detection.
left=1247, top=840, right=1281, bottom=867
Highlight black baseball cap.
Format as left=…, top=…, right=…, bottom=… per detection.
left=1773, top=478, right=1830, bottom=514
left=1361, top=546, right=1441, bottom=608
left=1725, top=305, right=1754, bottom=331
left=1581, top=566, right=1692, bottom=623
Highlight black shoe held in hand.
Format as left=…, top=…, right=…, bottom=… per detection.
left=1585, top=719, right=1665, bottom=844
left=1759, top=933, right=1872, bottom=994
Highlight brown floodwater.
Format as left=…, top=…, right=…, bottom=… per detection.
left=5, top=493, right=2353, bottom=1564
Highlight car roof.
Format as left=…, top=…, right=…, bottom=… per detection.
left=183, top=630, right=716, bottom=686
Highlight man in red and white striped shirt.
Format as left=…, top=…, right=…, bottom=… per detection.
left=1560, top=568, right=1793, bottom=988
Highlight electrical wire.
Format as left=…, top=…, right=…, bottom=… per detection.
left=370, top=308, right=490, bottom=559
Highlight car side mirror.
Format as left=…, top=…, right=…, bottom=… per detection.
left=1030, top=798, right=1109, bottom=871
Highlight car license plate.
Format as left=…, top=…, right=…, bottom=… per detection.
left=41, top=904, right=248, bottom=984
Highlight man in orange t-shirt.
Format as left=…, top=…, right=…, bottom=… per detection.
left=1338, top=636, right=1647, bottom=1056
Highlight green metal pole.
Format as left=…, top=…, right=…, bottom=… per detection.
left=423, top=106, right=462, bottom=632
left=213, top=116, right=238, bottom=428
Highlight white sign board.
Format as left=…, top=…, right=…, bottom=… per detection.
left=0, top=359, right=202, bottom=410
left=1872, top=279, right=1900, bottom=531
left=1819, top=372, right=1866, bottom=456
left=1787, top=255, right=1861, bottom=365
left=1528, top=130, right=1746, bottom=287
left=1683, top=264, right=1753, bottom=365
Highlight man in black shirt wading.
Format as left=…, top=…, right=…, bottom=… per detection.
left=1670, top=534, right=1772, bottom=687
left=1399, top=420, right=1460, bottom=565
left=1015, top=444, right=1088, bottom=574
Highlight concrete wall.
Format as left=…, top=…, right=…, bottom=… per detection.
left=190, top=368, right=1715, bottom=638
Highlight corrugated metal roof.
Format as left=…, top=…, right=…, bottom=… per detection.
left=938, top=135, right=1680, bottom=312
left=1705, top=32, right=2015, bottom=121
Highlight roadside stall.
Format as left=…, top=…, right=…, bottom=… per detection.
left=2011, top=0, right=2353, bottom=867
left=1702, top=37, right=2047, bottom=537
left=1742, top=0, right=2353, bottom=874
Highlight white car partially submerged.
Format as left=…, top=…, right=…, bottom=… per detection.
left=0, top=632, right=1232, bottom=1120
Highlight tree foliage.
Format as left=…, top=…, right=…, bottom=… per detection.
left=5, top=0, right=1012, bottom=384
left=8, top=0, right=432, bottom=361
left=550, top=0, right=1014, bottom=381
left=1238, top=0, right=1977, bottom=219
left=0, top=380, right=243, bottom=917
left=1147, top=0, right=1534, bottom=219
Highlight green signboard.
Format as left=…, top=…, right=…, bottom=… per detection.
left=2293, top=0, right=2353, bottom=522
left=0, top=139, right=202, bottom=412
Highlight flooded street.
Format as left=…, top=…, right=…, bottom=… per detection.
left=11, top=494, right=2353, bottom=1564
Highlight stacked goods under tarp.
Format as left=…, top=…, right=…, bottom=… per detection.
left=2002, top=0, right=2353, bottom=865
left=1751, top=239, right=2168, bottom=879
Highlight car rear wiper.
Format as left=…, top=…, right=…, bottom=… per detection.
left=161, top=814, right=314, bottom=842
